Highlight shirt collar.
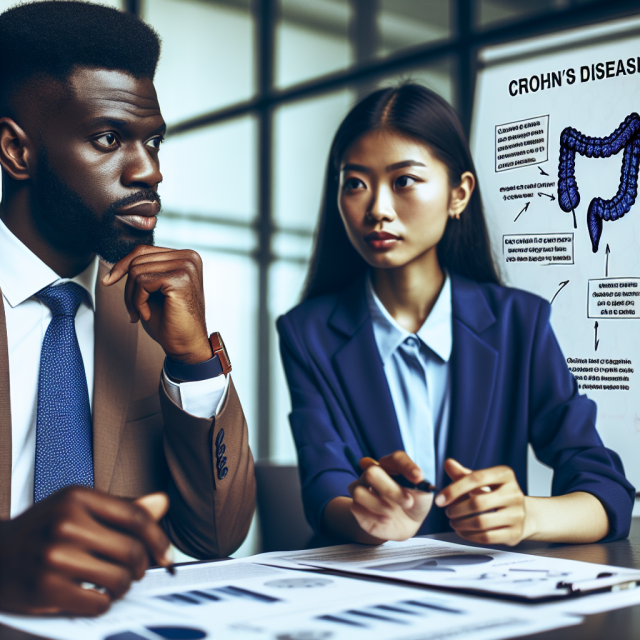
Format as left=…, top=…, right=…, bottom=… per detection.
left=366, top=271, right=453, bottom=364
left=0, top=218, right=98, bottom=310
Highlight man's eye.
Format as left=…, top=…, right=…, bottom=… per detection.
left=147, top=136, right=164, bottom=150
left=95, top=133, right=117, bottom=148
left=395, top=175, right=416, bottom=188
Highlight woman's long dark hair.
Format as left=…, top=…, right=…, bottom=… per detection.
left=302, top=83, right=501, bottom=301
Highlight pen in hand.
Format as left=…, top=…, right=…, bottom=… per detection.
left=345, top=448, right=438, bottom=493
left=362, top=457, right=439, bottom=493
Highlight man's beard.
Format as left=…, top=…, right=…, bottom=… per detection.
left=32, top=150, right=159, bottom=264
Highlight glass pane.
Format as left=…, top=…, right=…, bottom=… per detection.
left=378, top=0, right=450, bottom=57
left=272, top=230, right=313, bottom=262
left=273, top=89, right=355, bottom=233
left=156, top=218, right=256, bottom=255
left=477, top=0, right=602, bottom=29
left=160, top=117, right=257, bottom=223
left=276, top=0, right=352, bottom=88
left=270, top=259, right=309, bottom=464
left=143, top=0, right=254, bottom=124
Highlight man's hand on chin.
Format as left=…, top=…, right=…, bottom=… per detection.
left=0, top=488, right=172, bottom=616
left=102, top=245, right=212, bottom=365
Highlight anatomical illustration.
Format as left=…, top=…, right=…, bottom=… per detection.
left=558, top=113, right=640, bottom=252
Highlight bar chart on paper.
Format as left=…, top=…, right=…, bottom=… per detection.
left=0, top=560, right=579, bottom=640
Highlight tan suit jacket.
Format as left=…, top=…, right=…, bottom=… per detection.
left=0, top=261, right=256, bottom=559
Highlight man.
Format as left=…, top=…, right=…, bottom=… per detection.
left=0, top=0, right=255, bottom=616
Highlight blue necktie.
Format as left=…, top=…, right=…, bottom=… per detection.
left=33, top=282, right=94, bottom=502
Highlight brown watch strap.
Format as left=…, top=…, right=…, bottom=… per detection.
left=209, top=332, right=232, bottom=375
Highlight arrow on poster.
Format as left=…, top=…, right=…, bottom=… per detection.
left=550, top=280, right=569, bottom=305
left=514, top=201, right=530, bottom=222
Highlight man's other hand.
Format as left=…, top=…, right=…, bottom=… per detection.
left=0, top=487, right=172, bottom=616
left=102, top=246, right=212, bottom=365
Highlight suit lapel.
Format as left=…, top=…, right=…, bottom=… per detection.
left=446, top=275, right=499, bottom=471
left=0, top=291, right=11, bottom=518
left=92, top=262, right=138, bottom=492
left=330, top=280, right=404, bottom=459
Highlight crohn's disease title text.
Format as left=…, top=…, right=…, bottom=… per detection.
left=508, top=56, right=640, bottom=96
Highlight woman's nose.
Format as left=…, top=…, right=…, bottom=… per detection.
left=367, top=185, right=396, bottom=222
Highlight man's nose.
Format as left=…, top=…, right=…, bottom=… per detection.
left=121, top=142, right=162, bottom=188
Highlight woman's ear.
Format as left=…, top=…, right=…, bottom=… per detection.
left=0, top=117, right=33, bottom=181
left=448, top=171, right=475, bottom=219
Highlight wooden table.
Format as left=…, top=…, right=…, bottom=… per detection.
left=4, top=519, right=640, bottom=639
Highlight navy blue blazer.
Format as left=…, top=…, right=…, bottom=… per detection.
left=277, top=273, right=634, bottom=541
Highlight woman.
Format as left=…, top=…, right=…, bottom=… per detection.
left=277, top=84, right=633, bottom=547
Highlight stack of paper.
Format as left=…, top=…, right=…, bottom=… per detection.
left=252, top=537, right=640, bottom=600
left=0, top=558, right=580, bottom=640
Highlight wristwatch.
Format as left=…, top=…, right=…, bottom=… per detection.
left=209, top=331, right=232, bottom=375
left=164, top=331, right=232, bottom=382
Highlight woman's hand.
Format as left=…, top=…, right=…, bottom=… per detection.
left=348, top=451, right=434, bottom=542
left=435, top=459, right=529, bottom=546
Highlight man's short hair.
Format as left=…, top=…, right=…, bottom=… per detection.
left=0, top=1, right=161, bottom=115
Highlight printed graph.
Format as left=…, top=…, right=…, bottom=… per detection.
left=155, top=584, right=280, bottom=606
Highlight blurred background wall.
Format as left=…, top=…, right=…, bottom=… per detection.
left=0, top=0, right=638, bottom=557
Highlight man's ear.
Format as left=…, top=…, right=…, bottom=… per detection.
left=0, top=117, right=33, bottom=181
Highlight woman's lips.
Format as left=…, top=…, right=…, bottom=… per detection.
left=364, top=231, right=401, bottom=250
left=115, top=201, right=160, bottom=231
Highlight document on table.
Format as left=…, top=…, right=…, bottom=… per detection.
left=253, top=537, right=640, bottom=601
left=0, top=559, right=579, bottom=640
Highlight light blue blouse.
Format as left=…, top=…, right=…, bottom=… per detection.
left=366, top=273, right=452, bottom=487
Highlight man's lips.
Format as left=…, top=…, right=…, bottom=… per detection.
left=115, top=201, right=160, bottom=231
left=364, top=230, right=401, bottom=250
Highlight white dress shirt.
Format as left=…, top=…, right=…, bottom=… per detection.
left=366, top=273, right=452, bottom=487
left=0, top=219, right=228, bottom=517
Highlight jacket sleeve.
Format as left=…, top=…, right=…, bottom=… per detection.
left=277, top=315, right=358, bottom=535
left=527, top=300, right=634, bottom=541
left=160, top=377, right=256, bottom=558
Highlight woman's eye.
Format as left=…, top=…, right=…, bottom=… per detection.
left=395, top=175, right=416, bottom=188
left=95, top=133, right=118, bottom=148
left=343, top=177, right=364, bottom=191
left=147, top=136, right=164, bottom=150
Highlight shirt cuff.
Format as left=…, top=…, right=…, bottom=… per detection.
left=162, top=369, right=229, bottom=419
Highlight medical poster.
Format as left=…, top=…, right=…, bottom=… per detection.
left=471, top=17, right=640, bottom=487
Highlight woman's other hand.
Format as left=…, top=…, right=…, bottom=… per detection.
left=435, top=458, right=528, bottom=546
left=347, top=451, right=434, bottom=542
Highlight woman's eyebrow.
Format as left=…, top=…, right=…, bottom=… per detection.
left=341, top=160, right=427, bottom=173
left=342, top=163, right=370, bottom=173
left=386, top=160, right=426, bottom=171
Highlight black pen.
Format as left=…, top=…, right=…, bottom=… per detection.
left=345, top=448, right=438, bottom=493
